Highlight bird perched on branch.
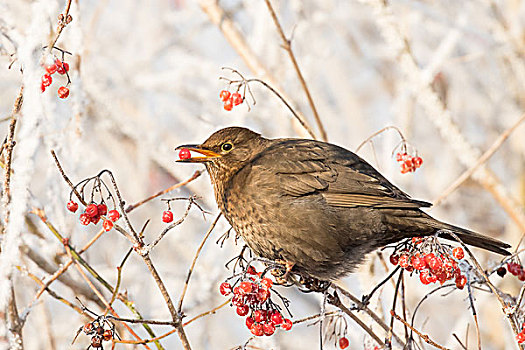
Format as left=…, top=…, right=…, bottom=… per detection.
left=176, top=127, right=510, bottom=281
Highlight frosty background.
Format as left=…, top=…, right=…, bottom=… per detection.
left=0, top=0, right=524, bottom=349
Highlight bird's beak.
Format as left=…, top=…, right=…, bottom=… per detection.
left=175, top=144, right=221, bottom=163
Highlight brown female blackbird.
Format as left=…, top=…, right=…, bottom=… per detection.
left=176, top=127, right=510, bottom=280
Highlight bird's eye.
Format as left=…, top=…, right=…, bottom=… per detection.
left=221, top=142, right=234, bottom=152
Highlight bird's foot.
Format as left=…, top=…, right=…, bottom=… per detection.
left=272, top=260, right=295, bottom=284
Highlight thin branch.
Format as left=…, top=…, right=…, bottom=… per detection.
left=434, top=112, right=525, bottom=206
left=264, top=0, right=327, bottom=141
left=178, top=213, right=221, bottom=312
left=390, top=310, right=451, bottom=350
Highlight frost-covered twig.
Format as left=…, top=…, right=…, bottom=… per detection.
left=264, top=0, right=327, bottom=141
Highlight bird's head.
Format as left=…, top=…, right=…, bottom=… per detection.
left=176, top=127, right=269, bottom=181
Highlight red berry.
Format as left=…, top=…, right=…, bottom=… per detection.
left=162, top=210, right=173, bottom=223
left=219, top=90, right=231, bottom=102
left=281, top=318, right=292, bottom=331
left=455, top=274, right=467, bottom=289
left=56, top=61, right=69, bottom=74
left=413, top=156, right=423, bottom=168
left=263, top=322, right=276, bottom=336
left=41, top=82, right=46, bottom=93
left=507, top=262, right=521, bottom=275
left=246, top=266, right=257, bottom=275
left=107, top=210, right=120, bottom=222
left=85, top=204, right=99, bottom=218
left=102, top=219, right=113, bottom=232
left=436, top=271, right=448, bottom=284
left=245, top=317, right=255, bottom=329
left=260, top=278, right=273, bottom=290
left=97, top=204, right=107, bottom=216
left=67, top=201, right=79, bottom=213
left=232, top=295, right=244, bottom=306
left=270, top=311, right=283, bottom=325
left=239, top=281, right=253, bottom=294
left=45, top=63, right=57, bottom=74
left=41, top=74, right=52, bottom=87
left=250, top=323, right=264, bottom=337
left=419, top=269, right=432, bottom=285
left=518, top=269, right=525, bottom=282
left=389, top=254, right=399, bottom=265
left=219, top=282, right=232, bottom=296
left=256, top=289, right=270, bottom=303
left=516, top=332, right=525, bottom=343
left=452, top=247, right=464, bottom=260
left=79, top=213, right=90, bottom=225
left=398, top=254, right=410, bottom=268
left=339, top=337, right=350, bottom=349
left=411, top=254, right=426, bottom=270
left=231, top=92, right=243, bottom=105
left=253, top=310, right=267, bottom=323
left=426, top=255, right=442, bottom=271
left=179, top=148, right=191, bottom=160
left=395, top=152, right=404, bottom=162
left=236, top=305, right=249, bottom=316
left=58, top=86, right=69, bottom=99
left=400, top=163, right=410, bottom=174
left=223, top=99, right=233, bottom=111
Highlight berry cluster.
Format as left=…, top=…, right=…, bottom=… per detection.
left=219, top=267, right=292, bottom=337
left=504, top=261, right=525, bottom=281
left=395, top=152, right=423, bottom=174
left=517, top=323, right=525, bottom=344
left=41, top=57, right=70, bottom=98
left=74, top=316, right=116, bottom=349
left=389, top=238, right=467, bottom=289
left=67, top=201, right=120, bottom=232
left=219, top=90, right=243, bottom=111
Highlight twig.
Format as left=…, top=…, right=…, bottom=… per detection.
left=125, top=170, right=202, bottom=212
left=178, top=213, right=221, bottom=312
left=47, top=0, right=73, bottom=53
left=264, top=0, right=327, bottom=141
left=355, top=125, right=406, bottom=153
left=434, top=112, right=525, bottom=206
left=390, top=310, right=451, bottom=350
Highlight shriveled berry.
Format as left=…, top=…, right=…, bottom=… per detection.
left=42, top=74, right=52, bottom=87
left=67, top=200, right=79, bottom=213
left=179, top=148, right=191, bottom=160
left=107, top=210, right=120, bottom=222
left=219, top=282, right=232, bottom=296
left=162, top=210, right=174, bottom=223
left=496, top=267, right=506, bottom=277
left=79, top=213, right=90, bottom=225
left=455, top=274, right=467, bottom=289
left=281, top=318, right=293, bottom=331
left=263, top=322, right=276, bottom=336
left=219, top=90, right=231, bottom=102
left=389, top=254, right=399, bottom=265
left=236, top=305, right=249, bottom=316
left=58, top=86, right=69, bottom=99
left=97, top=204, right=107, bottom=216
left=270, top=311, right=283, bottom=325
left=339, top=337, right=350, bottom=349
left=102, top=219, right=113, bottom=232
left=232, top=92, right=243, bottom=105
left=102, top=329, right=113, bottom=341
left=85, top=204, right=99, bottom=218
left=239, top=281, right=253, bottom=294
left=260, top=278, right=273, bottom=290
left=223, top=99, right=233, bottom=111
left=245, top=316, right=255, bottom=329
left=90, top=215, right=101, bottom=225
left=452, top=247, right=464, bottom=260
left=250, top=323, right=264, bottom=337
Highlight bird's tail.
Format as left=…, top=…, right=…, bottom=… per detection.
left=428, top=220, right=511, bottom=256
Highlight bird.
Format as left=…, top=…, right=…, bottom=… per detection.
left=176, top=127, right=510, bottom=281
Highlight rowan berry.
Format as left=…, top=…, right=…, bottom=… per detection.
left=339, top=337, right=350, bottom=349
left=219, top=90, right=231, bottom=102
left=58, top=86, right=69, bottom=99
left=107, top=210, right=120, bottom=222
left=162, top=210, right=174, bottom=223
left=42, top=74, right=52, bottom=87
left=281, top=318, right=293, bottom=331
left=102, top=219, right=113, bottom=232
left=67, top=201, right=79, bottom=213
left=85, top=204, right=99, bottom=218
left=179, top=148, right=191, bottom=160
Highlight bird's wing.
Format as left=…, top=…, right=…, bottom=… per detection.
left=251, top=139, right=431, bottom=209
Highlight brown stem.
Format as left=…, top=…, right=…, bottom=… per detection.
left=390, top=310, right=450, bottom=350
left=178, top=214, right=221, bottom=312
left=264, top=0, right=327, bottom=141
